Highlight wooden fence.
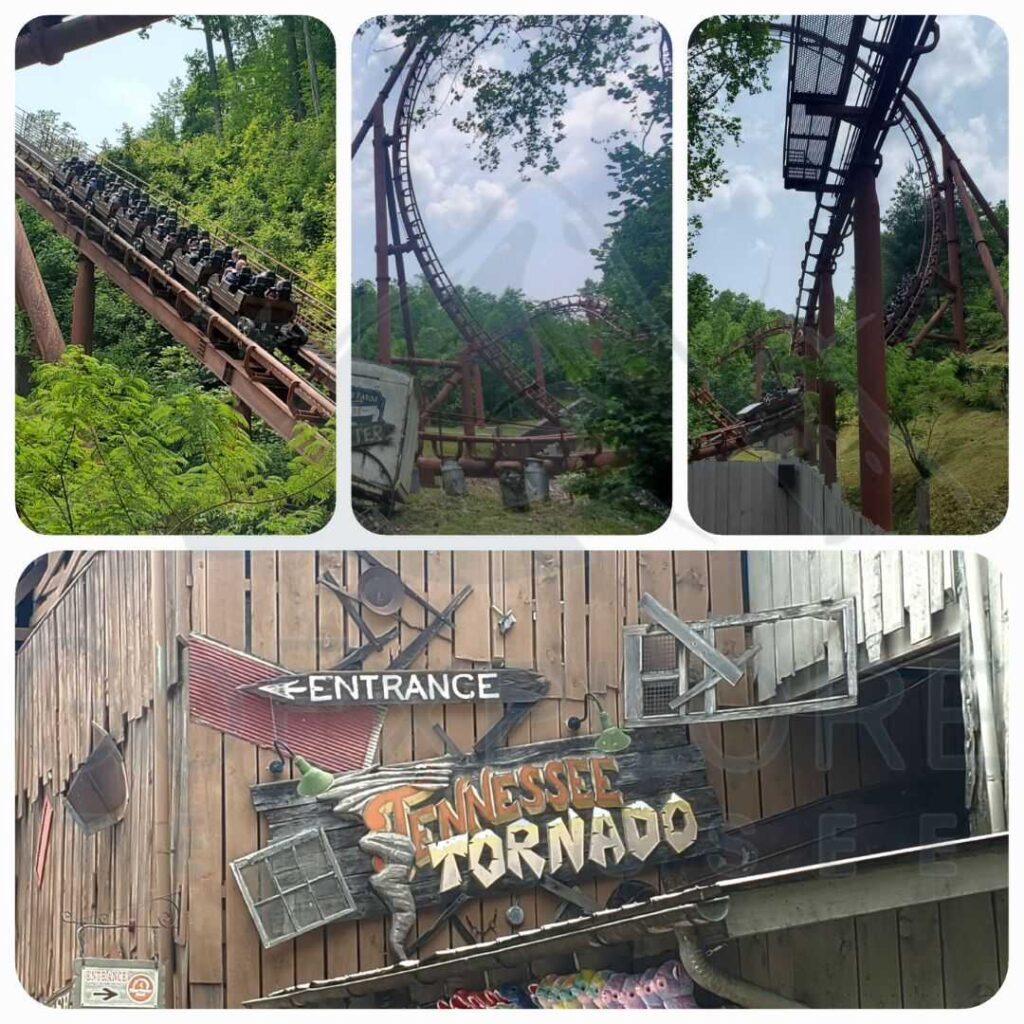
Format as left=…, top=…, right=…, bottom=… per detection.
left=689, top=459, right=883, bottom=534
left=14, top=550, right=1006, bottom=1008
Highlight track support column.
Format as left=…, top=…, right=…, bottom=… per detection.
left=372, top=100, right=392, bottom=364
left=14, top=211, right=65, bottom=362
left=71, top=253, right=95, bottom=353
left=948, top=155, right=1008, bottom=331
left=853, top=164, right=892, bottom=530
left=531, top=335, right=547, bottom=397
left=460, top=350, right=476, bottom=455
left=802, top=313, right=818, bottom=466
left=753, top=339, right=764, bottom=401
left=941, top=143, right=967, bottom=352
left=817, top=268, right=838, bottom=485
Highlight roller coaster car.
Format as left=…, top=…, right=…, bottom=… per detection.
left=204, top=271, right=302, bottom=350
left=141, top=225, right=185, bottom=263
left=115, top=206, right=150, bottom=241
left=92, top=191, right=122, bottom=220
left=736, top=387, right=801, bottom=422
left=172, top=246, right=223, bottom=289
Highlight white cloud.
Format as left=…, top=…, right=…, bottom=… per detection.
left=914, top=16, right=999, bottom=110
left=701, top=165, right=779, bottom=220
left=426, top=179, right=518, bottom=223
left=946, top=114, right=1008, bottom=202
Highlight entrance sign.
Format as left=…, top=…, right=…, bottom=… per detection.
left=72, top=958, right=165, bottom=1009
left=241, top=668, right=545, bottom=708
left=245, top=726, right=722, bottom=959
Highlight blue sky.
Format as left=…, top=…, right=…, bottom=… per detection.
left=16, top=20, right=201, bottom=148
left=689, top=16, right=1009, bottom=314
left=351, top=19, right=664, bottom=301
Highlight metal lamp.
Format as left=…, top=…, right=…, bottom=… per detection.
left=294, top=755, right=334, bottom=797
left=566, top=694, right=632, bottom=753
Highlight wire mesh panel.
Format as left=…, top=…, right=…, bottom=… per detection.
left=624, top=598, right=858, bottom=725
left=231, top=828, right=357, bottom=947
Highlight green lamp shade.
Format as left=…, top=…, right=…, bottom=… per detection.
left=595, top=708, right=632, bottom=753
left=294, top=755, right=334, bottom=797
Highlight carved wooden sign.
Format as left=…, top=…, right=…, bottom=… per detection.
left=241, top=668, right=545, bottom=707
left=245, top=726, right=723, bottom=956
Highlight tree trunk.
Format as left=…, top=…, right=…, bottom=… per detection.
left=916, top=476, right=931, bottom=535
left=201, top=16, right=223, bottom=135
left=302, top=17, right=321, bottom=117
left=283, top=17, right=306, bottom=119
left=219, top=16, right=236, bottom=75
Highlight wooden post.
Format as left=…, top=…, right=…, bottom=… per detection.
left=15, top=211, right=65, bottom=361
left=817, top=269, right=838, bottom=486
left=948, top=156, right=1008, bottom=332
left=941, top=143, right=967, bottom=352
left=71, top=253, right=95, bottom=352
left=853, top=164, right=892, bottom=530
left=373, top=101, right=391, bottom=364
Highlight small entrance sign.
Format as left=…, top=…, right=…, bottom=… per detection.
left=72, top=958, right=165, bottom=1009
left=241, top=668, right=545, bottom=708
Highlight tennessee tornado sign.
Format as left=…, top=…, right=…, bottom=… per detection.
left=247, top=726, right=723, bottom=959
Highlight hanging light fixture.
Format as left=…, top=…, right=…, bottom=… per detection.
left=566, top=694, right=632, bottom=753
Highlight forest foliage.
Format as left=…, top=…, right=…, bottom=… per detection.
left=17, top=16, right=336, bottom=535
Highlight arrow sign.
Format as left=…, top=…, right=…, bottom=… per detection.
left=94, top=987, right=117, bottom=1001
left=240, top=668, right=546, bottom=708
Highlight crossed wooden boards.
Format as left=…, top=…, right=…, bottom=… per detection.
left=241, top=554, right=548, bottom=757
left=241, top=568, right=755, bottom=754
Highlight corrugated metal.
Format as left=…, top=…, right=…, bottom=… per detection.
left=188, top=633, right=382, bottom=772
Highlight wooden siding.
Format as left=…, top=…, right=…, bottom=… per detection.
left=747, top=549, right=958, bottom=697
left=690, top=460, right=883, bottom=535
left=717, top=891, right=1007, bottom=1008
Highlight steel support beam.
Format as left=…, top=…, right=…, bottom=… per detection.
left=372, top=101, right=392, bottom=364
left=801, top=315, right=818, bottom=466
left=852, top=165, right=892, bottom=530
left=941, top=144, right=968, bottom=352
left=753, top=340, right=765, bottom=401
left=949, top=156, right=1009, bottom=332
left=70, top=253, right=95, bottom=352
left=14, top=210, right=65, bottom=362
left=817, top=269, right=837, bottom=485
left=531, top=336, right=547, bottom=396
left=16, top=16, right=163, bottom=69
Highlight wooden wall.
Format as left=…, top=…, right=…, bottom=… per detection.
left=13, top=549, right=1006, bottom=1009
left=14, top=551, right=161, bottom=1002
left=716, top=890, right=1007, bottom=1008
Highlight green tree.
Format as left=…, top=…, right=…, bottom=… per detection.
left=687, top=16, right=778, bottom=255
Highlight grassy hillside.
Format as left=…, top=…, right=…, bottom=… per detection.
left=836, top=359, right=1008, bottom=535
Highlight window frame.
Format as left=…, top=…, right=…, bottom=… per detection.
left=230, top=827, right=358, bottom=948
left=624, top=597, right=858, bottom=725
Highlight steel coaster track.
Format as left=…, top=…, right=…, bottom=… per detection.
left=390, top=39, right=565, bottom=424
left=528, top=294, right=650, bottom=340
left=16, top=148, right=335, bottom=440
left=772, top=19, right=941, bottom=344
left=15, top=108, right=337, bottom=388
